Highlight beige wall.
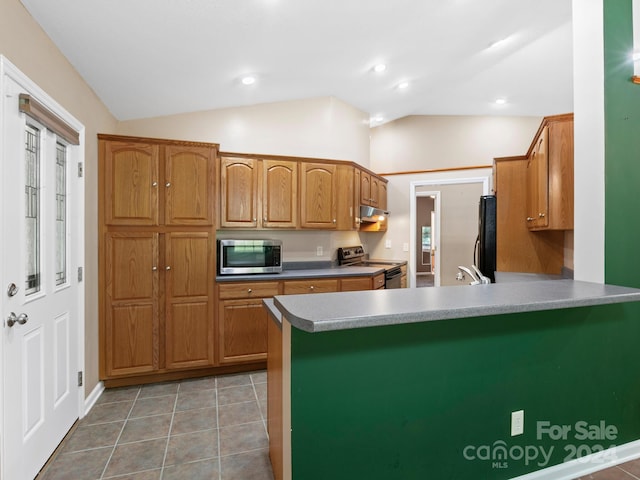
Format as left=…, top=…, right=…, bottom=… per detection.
left=117, top=96, right=370, bottom=166
left=1, top=0, right=118, bottom=397
left=370, top=115, right=542, bottom=173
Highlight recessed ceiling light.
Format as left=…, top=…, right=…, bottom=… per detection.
left=397, top=81, right=409, bottom=90
left=241, top=76, right=256, bottom=85
left=370, top=116, right=384, bottom=126
left=373, top=64, right=387, bottom=73
left=495, top=98, right=507, bottom=105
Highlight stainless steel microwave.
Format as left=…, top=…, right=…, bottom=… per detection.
left=217, top=239, right=283, bottom=275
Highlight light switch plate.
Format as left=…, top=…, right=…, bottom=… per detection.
left=402, top=243, right=409, bottom=252
left=385, top=240, right=392, bottom=249
left=511, top=410, right=524, bottom=436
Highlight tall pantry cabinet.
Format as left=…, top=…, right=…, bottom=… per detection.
left=99, top=134, right=218, bottom=383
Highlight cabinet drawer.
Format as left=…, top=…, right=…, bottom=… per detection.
left=373, top=273, right=385, bottom=290
left=218, top=281, right=281, bottom=300
left=340, top=277, right=373, bottom=292
left=284, top=279, right=339, bottom=295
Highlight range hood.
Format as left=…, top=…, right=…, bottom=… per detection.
left=359, top=205, right=389, bottom=223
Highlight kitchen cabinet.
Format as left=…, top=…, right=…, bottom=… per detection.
left=359, top=170, right=388, bottom=209
left=283, top=278, right=339, bottom=294
left=336, top=164, right=357, bottom=230
left=300, top=162, right=337, bottom=229
left=525, top=114, right=574, bottom=231
left=104, top=232, right=159, bottom=377
left=219, top=156, right=298, bottom=229
left=103, top=137, right=215, bottom=226
left=340, top=274, right=384, bottom=291
left=99, top=134, right=219, bottom=384
left=494, top=156, right=564, bottom=274
left=400, top=265, right=407, bottom=288
left=165, top=232, right=215, bottom=370
left=219, top=156, right=259, bottom=227
left=218, top=281, right=281, bottom=365
left=103, top=231, right=216, bottom=376
left=262, top=159, right=298, bottom=228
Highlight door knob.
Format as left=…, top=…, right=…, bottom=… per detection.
left=6, top=312, right=28, bottom=327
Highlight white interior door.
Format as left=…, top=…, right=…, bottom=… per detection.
left=2, top=67, right=82, bottom=480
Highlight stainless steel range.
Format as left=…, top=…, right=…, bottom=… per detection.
left=337, top=246, right=404, bottom=289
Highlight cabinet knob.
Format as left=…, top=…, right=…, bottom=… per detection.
left=165, top=182, right=171, bottom=187
left=264, top=217, right=267, bottom=222
left=333, top=219, right=336, bottom=224
left=538, top=213, right=545, bottom=218
left=152, top=181, right=158, bottom=187
left=152, top=266, right=157, bottom=271
left=247, top=288, right=253, bottom=294
left=526, top=217, right=534, bottom=222
left=310, top=285, right=315, bottom=290
left=253, top=218, right=257, bottom=223
left=165, top=266, right=171, bottom=271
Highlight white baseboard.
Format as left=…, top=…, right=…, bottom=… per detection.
left=82, top=381, right=104, bottom=418
left=510, top=439, right=640, bottom=480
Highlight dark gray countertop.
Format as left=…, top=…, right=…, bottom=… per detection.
left=216, top=265, right=387, bottom=282
left=272, top=280, right=640, bottom=333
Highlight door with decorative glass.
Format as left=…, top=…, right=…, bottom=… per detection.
left=1, top=61, right=83, bottom=480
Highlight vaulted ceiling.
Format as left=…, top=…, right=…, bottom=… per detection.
left=20, top=0, right=573, bottom=124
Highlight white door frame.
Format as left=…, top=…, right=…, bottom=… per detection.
left=409, top=174, right=491, bottom=289
left=0, top=55, right=86, bottom=477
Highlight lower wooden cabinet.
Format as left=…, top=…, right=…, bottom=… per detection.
left=218, top=282, right=281, bottom=365
left=283, top=279, right=339, bottom=295
left=102, top=231, right=216, bottom=380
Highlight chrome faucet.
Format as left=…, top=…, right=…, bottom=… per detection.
left=456, top=265, right=491, bottom=285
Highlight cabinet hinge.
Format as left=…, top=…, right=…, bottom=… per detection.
left=77, top=371, right=83, bottom=387
left=77, top=267, right=83, bottom=282
left=77, top=162, right=84, bottom=178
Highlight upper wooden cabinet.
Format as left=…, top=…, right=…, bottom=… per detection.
left=262, top=159, right=298, bottom=228
left=219, top=157, right=259, bottom=228
left=218, top=153, right=387, bottom=232
left=300, top=162, right=337, bottom=229
left=525, top=114, right=574, bottom=231
left=359, top=170, right=387, bottom=209
left=219, top=156, right=298, bottom=229
left=100, top=135, right=217, bottom=227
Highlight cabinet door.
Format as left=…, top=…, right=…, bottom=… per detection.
left=218, top=299, right=268, bottom=364
left=354, top=168, right=362, bottom=228
left=165, top=145, right=215, bottom=226
left=263, top=159, right=298, bottom=228
left=103, top=141, right=159, bottom=226
left=165, top=232, right=215, bottom=370
left=370, top=176, right=380, bottom=206
left=220, top=157, right=259, bottom=227
left=378, top=180, right=388, bottom=211
left=104, top=232, right=159, bottom=376
left=336, top=165, right=355, bottom=230
left=526, top=126, right=549, bottom=229
left=300, top=163, right=337, bottom=229
left=360, top=171, right=372, bottom=205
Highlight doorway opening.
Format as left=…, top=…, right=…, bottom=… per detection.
left=410, top=174, right=491, bottom=288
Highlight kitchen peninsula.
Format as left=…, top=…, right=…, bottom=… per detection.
left=266, top=280, right=640, bottom=480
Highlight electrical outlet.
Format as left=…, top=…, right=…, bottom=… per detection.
left=402, top=243, right=409, bottom=252
left=316, top=246, right=323, bottom=256
left=385, top=239, right=392, bottom=249
left=511, top=410, right=524, bottom=436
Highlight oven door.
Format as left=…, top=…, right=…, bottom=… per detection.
left=385, top=266, right=403, bottom=289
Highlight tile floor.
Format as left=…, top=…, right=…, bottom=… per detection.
left=574, top=458, right=640, bottom=479
left=36, top=367, right=640, bottom=480
left=37, top=370, right=274, bottom=480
